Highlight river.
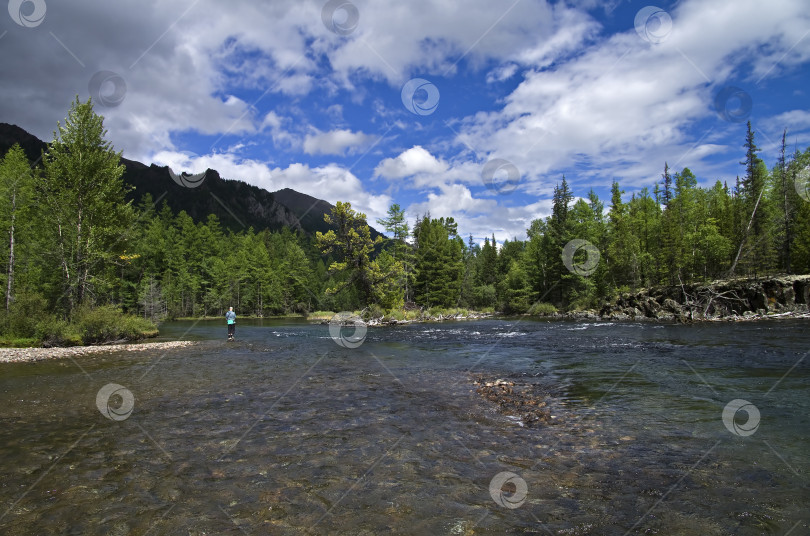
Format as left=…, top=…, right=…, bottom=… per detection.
left=1, top=318, right=808, bottom=535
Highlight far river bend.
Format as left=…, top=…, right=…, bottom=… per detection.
left=1, top=318, right=808, bottom=535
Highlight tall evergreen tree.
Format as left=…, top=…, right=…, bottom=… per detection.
left=413, top=217, right=464, bottom=307
left=774, top=130, right=794, bottom=273
left=789, top=148, right=810, bottom=273
left=376, top=203, right=414, bottom=300
left=477, top=236, right=498, bottom=286
left=607, top=180, right=640, bottom=288
left=729, top=121, right=769, bottom=276
left=377, top=203, right=408, bottom=241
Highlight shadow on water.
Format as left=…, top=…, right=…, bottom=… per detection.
left=0, top=318, right=808, bottom=534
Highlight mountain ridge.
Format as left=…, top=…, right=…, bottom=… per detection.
left=0, top=122, right=381, bottom=237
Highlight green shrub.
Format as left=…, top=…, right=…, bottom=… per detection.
left=308, top=311, right=337, bottom=321
left=427, top=306, right=446, bottom=317
left=387, top=309, right=407, bottom=321
left=117, top=313, right=159, bottom=339
left=527, top=302, right=557, bottom=316
left=73, top=305, right=157, bottom=344
left=6, top=292, right=48, bottom=338
left=403, top=309, right=422, bottom=321
left=362, top=304, right=384, bottom=321
left=35, top=316, right=82, bottom=347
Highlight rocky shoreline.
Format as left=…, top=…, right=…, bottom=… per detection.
left=0, top=340, right=197, bottom=364
left=596, top=274, right=810, bottom=322
left=535, top=275, right=810, bottom=323
left=369, top=311, right=495, bottom=325
left=324, top=276, right=810, bottom=327
left=319, top=310, right=495, bottom=327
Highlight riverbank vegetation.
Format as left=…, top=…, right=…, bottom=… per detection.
left=1, top=99, right=809, bottom=346
left=0, top=98, right=156, bottom=346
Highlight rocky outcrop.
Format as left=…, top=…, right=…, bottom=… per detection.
left=598, top=275, right=810, bottom=322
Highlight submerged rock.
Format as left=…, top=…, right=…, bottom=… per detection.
left=473, top=374, right=557, bottom=428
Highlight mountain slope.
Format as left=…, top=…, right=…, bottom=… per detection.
left=121, top=160, right=303, bottom=233
left=272, top=188, right=341, bottom=236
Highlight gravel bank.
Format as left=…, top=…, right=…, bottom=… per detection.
left=0, top=340, right=197, bottom=364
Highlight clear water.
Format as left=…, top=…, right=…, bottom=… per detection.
left=0, top=318, right=808, bottom=535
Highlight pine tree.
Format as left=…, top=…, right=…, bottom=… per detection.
left=673, top=168, right=697, bottom=280
left=774, top=130, right=794, bottom=273
left=607, top=180, right=636, bottom=288
left=316, top=201, right=383, bottom=306
left=729, top=121, right=769, bottom=276
left=550, top=177, right=573, bottom=241
left=460, top=234, right=480, bottom=307
left=376, top=203, right=413, bottom=301
left=413, top=217, right=463, bottom=307
left=788, top=148, right=810, bottom=272
left=627, top=186, right=660, bottom=287
left=543, top=178, right=574, bottom=302
left=377, top=203, right=409, bottom=241
left=659, top=162, right=677, bottom=283
left=661, top=162, right=672, bottom=206
left=477, top=236, right=498, bottom=286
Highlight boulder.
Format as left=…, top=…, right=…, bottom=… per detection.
left=747, top=288, right=768, bottom=312
left=597, top=275, right=810, bottom=321
left=642, top=297, right=662, bottom=317
left=795, top=279, right=810, bottom=305
left=662, top=298, right=682, bottom=314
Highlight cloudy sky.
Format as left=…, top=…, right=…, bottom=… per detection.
left=2, top=0, right=809, bottom=241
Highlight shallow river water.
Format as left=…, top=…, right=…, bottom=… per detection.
left=1, top=318, right=808, bottom=535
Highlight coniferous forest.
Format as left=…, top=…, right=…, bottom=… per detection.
left=1, top=99, right=810, bottom=343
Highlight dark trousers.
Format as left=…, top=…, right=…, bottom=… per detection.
left=228, top=324, right=235, bottom=337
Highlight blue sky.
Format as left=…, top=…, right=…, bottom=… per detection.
left=2, top=0, right=809, bottom=242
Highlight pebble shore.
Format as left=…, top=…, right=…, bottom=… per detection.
left=0, top=340, right=197, bottom=364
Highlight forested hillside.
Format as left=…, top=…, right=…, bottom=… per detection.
left=1, top=99, right=809, bottom=334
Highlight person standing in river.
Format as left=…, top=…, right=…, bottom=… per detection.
left=226, top=307, right=236, bottom=341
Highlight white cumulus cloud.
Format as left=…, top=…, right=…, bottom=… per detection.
left=303, top=128, right=376, bottom=155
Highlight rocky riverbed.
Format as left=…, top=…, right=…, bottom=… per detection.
left=0, top=340, right=197, bottom=364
